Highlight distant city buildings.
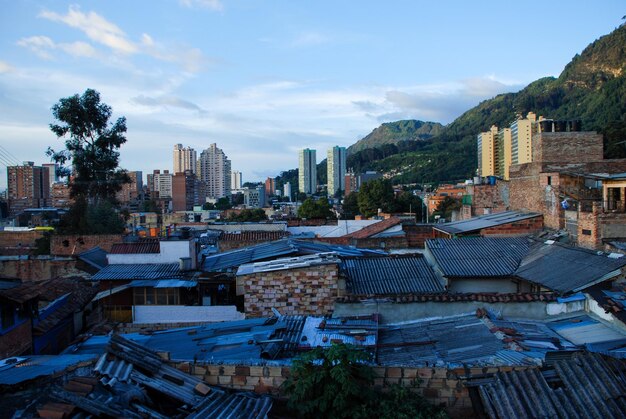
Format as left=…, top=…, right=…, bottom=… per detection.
left=231, top=171, right=242, bottom=190
left=199, top=143, right=231, bottom=199
left=172, top=170, right=204, bottom=211
left=344, top=170, right=382, bottom=196
left=298, top=148, right=317, bottom=195
left=327, top=146, right=346, bottom=196
left=117, top=170, right=143, bottom=205
left=244, top=186, right=265, bottom=208
left=151, top=169, right=173, bottom=199
left=173, top=144, right=197, bottom=175
left=284, top=182, right=292, bottom=201
left=265, top=177, right=275, bottom=198
left=7, top=162, right=50, bottom=216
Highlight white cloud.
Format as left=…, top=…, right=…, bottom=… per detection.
left=0, top=60, right=15, bottom=73
left=131, top=95, right=207, bottom=113
left=179, top=0, right=223, bottom=11
left=39, top=6, right=137, bottom=54
left=290, top=31, right=330, bottom=47
left=17, top=36, right=55, bottom=59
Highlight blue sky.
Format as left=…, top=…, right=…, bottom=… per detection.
left=0, top=1, right=623, bottom=189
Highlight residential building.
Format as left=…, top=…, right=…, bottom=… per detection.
left=264, top=177, right=275, bottom=198
left=283, top=182, right=292, bottom=201
left=7, top=162, right=50, bottom=216
left=231, top=170, right=242, bottom=190
left=151, top=170, right=172, bottom=199
left=477, top=125, right=498, bottom=177
left=495, top=128, right=512, bottom=180
left=244, top=186, right=265, bottom=208
left=199, top=143, right=231, bottom=199
left=172, top=170, right=196, bottom=211
left=327, top=146, right=346, bottom=196
left=426, top=184, right=467, bottom=214
left=42, top=163, right=58, bottom=187
left=50, top=182, right=72, bottom=209
left=173, top=144, right=197, bottom=175
left=117, top=170, right=143, bottom=205
left=298, top=148, right=316, bottom=195
left=510, top=112, right=538, bottom=165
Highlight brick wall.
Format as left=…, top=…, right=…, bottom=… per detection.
left=480, top=216, right=543, bottom=237
left=533, top=132, right=603, bottom=164
left=0, top=319, right=32, bottom=358
left=181, top=360, right=532, bottom=417
left=236, top=263, right=342, bottom=317
left=0, top=231, right=45, bottom=254
left=471, top=183, right=509, bottom=217
left=403, top=224, right=433, bottom=248
left=51, top=234, right=124, bottom=255
left=0, top=257, right=84, bottom=282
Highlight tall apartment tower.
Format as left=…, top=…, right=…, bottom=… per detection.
left=231, top=171, right=242, bottom=190
left=284, top=182, right=292, bottom=201
left=173, top=144, right=197, bottom=175
left=298, top=148, right=317, bottom=195
left=495, top=128, right=512, bottom=180
left=511, top=112, right=537, bottom=165
left=152, top=170, right=173, bottom=199
left=477, top=126, right=498, bottom=177
left=172, top=170, right=196, bottom=211
left=7, top=162, right=50, bottom=216
left=265, top=177, right=275, bottom=198
left=327, top=146, right=347, bottom=196
left=199, top=143, right=231, bottom=199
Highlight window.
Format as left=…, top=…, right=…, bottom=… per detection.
left=547, top=176, right=552, bottom=185
left=582, top=229, right=592, bottom=236
left=133, top=287, right=179, bottom=305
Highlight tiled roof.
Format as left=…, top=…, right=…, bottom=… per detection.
left=341, top=255, right=444, bottom=295
left=433, top=210, right=542, bottom=235
left=91, top=263, right=182, bottom=280
left=109, top=240, right=160, bottom=254
left=478, top=353, right=626, bottom=419
left=220, top=231, right=290, bottom=242
left=342, top=217, right=403, bottom=239
left=515, top=240, right=626, bottom=293
left=426, top=237, right=530, bottom=278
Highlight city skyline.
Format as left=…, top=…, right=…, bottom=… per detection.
left=0, top=1, right=624, bottom=190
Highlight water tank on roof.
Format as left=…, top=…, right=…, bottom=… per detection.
left=569, top=120, right=582, bottom=132
left=487, top=176, right=496, bottom=185
left=539, top=120, right=553, bottom=133
left=554, top=120, right=567, bottom=132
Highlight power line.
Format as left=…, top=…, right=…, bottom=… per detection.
left=0, top=145, right=20, bottom=166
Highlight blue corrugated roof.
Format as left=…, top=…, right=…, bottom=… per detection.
left=92, top=263, right=182, bottom=280
left=515, top=240, right=626, bottom=293
left=341, top=255, right=444, bottom=295
left=433, top=210, right=542, bottom=235
left=128, top=279, right=197, bottom=288
left=202, top=238, right=385, bottom=272
left=0, top=354, right=98, bottom=385
left=426, top=237, right=530, bottom=278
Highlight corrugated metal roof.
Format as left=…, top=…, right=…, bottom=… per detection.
left=220, top=231, right=290, bottom=242
left=426, top=237, right=530, bottom=278
left=343, top=217, right=403, bottom=239
left=547, top=315, right=626, bottom=345
left=478, top=353, right=626, bottom=419
left=237, top=253, right=339, bottom=275
left=109, top=241, right=160, bottom=254
left=0, top=354, right=98, bottom=385
left=299, top=316, right=378, bottom=348
left=77, top=246, right=108, bottom=270
left=341, top=255, right=444, bottom=295
left=128, top=279, right=198, bottom=288
left=202, top=238, right=385, bottom=272
left=433, top=210, right=542, bottom=235
left=585, top=338, right=626, bottom=359
left=92, top=263, right=182, bottom=280
left=515, top=240, right=626, bottom=293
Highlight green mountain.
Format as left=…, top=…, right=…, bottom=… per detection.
left=347, top=23, right=626, bottom=184
left=276, top=24, right=626, bottom=191
left=347, top=120, right=444, bottom=154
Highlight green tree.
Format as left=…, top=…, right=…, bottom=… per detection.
left=215, top=197, right=232, bottom=211
left=202, top=202, right=215, bottom=210
left=227, top=208, right=267, bottom=222
left=357, top=179, right=394, bottom=217
left=341, top=192, right=359, bottom=219
left=47, top=89, right=129, bottom=204
left=394, top=190, right=423, bottom=218
left=47, top=89, right=129, bottom=234
left=434, top=196, right=462, bottom=221
left=298, top=198, right=333, bottom=219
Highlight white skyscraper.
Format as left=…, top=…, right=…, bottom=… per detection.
left=327, top=146, right=347, bottom=196
left=173, top=144, right=197, bottom=175
left=152, top=170, right=173, bottom=198
left=284, top=182, right=292, bottom=201
left=231, top=171, right=242, bottom=190
left=199, top=143, right=231, bottom=199
left=298, top=148, right=317, bottom=195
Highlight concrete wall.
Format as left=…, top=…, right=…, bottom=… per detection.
left=236, top=263, right=342, bottom=318
left=533, top=132, right=603, bottom=164
left=448, top=278, right=520, bottom=293
left=133, top=305, right=244, bottom=324
left=108, top=239, right=195, bottom=267
left=333, top=300, right=573, bottom=323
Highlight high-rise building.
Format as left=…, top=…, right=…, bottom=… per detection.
left=511, top=112, right=537, bottom=165
left=265, top=177, right=275, bottom=198
left=244, top=186, right=265, bottom=208
left=7, top=162, right=50, bottom=216
left=495, top=128, right=512, bottom=180
left=284, top=182, right=292, bottom=201
left=298, top=149, right=317, bottom=195
left=231, top=171, right=242, bottom=190
left=152, top=170, right=173, bottom=199
left=173, top=144, right=197, bottom=175
left=42, top=163, right=59, bottom=186
left=327, top=146, right=347, bottom=196
left=172, top=170, right=196, bottom=211
left=199, top=143, right=231, bottom=199
left=117, top=171, right=143, bottom=204
left=477, top=126, right=498, bottom=177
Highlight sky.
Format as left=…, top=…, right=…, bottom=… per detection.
left=0, top=1, right=624, bottom=190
